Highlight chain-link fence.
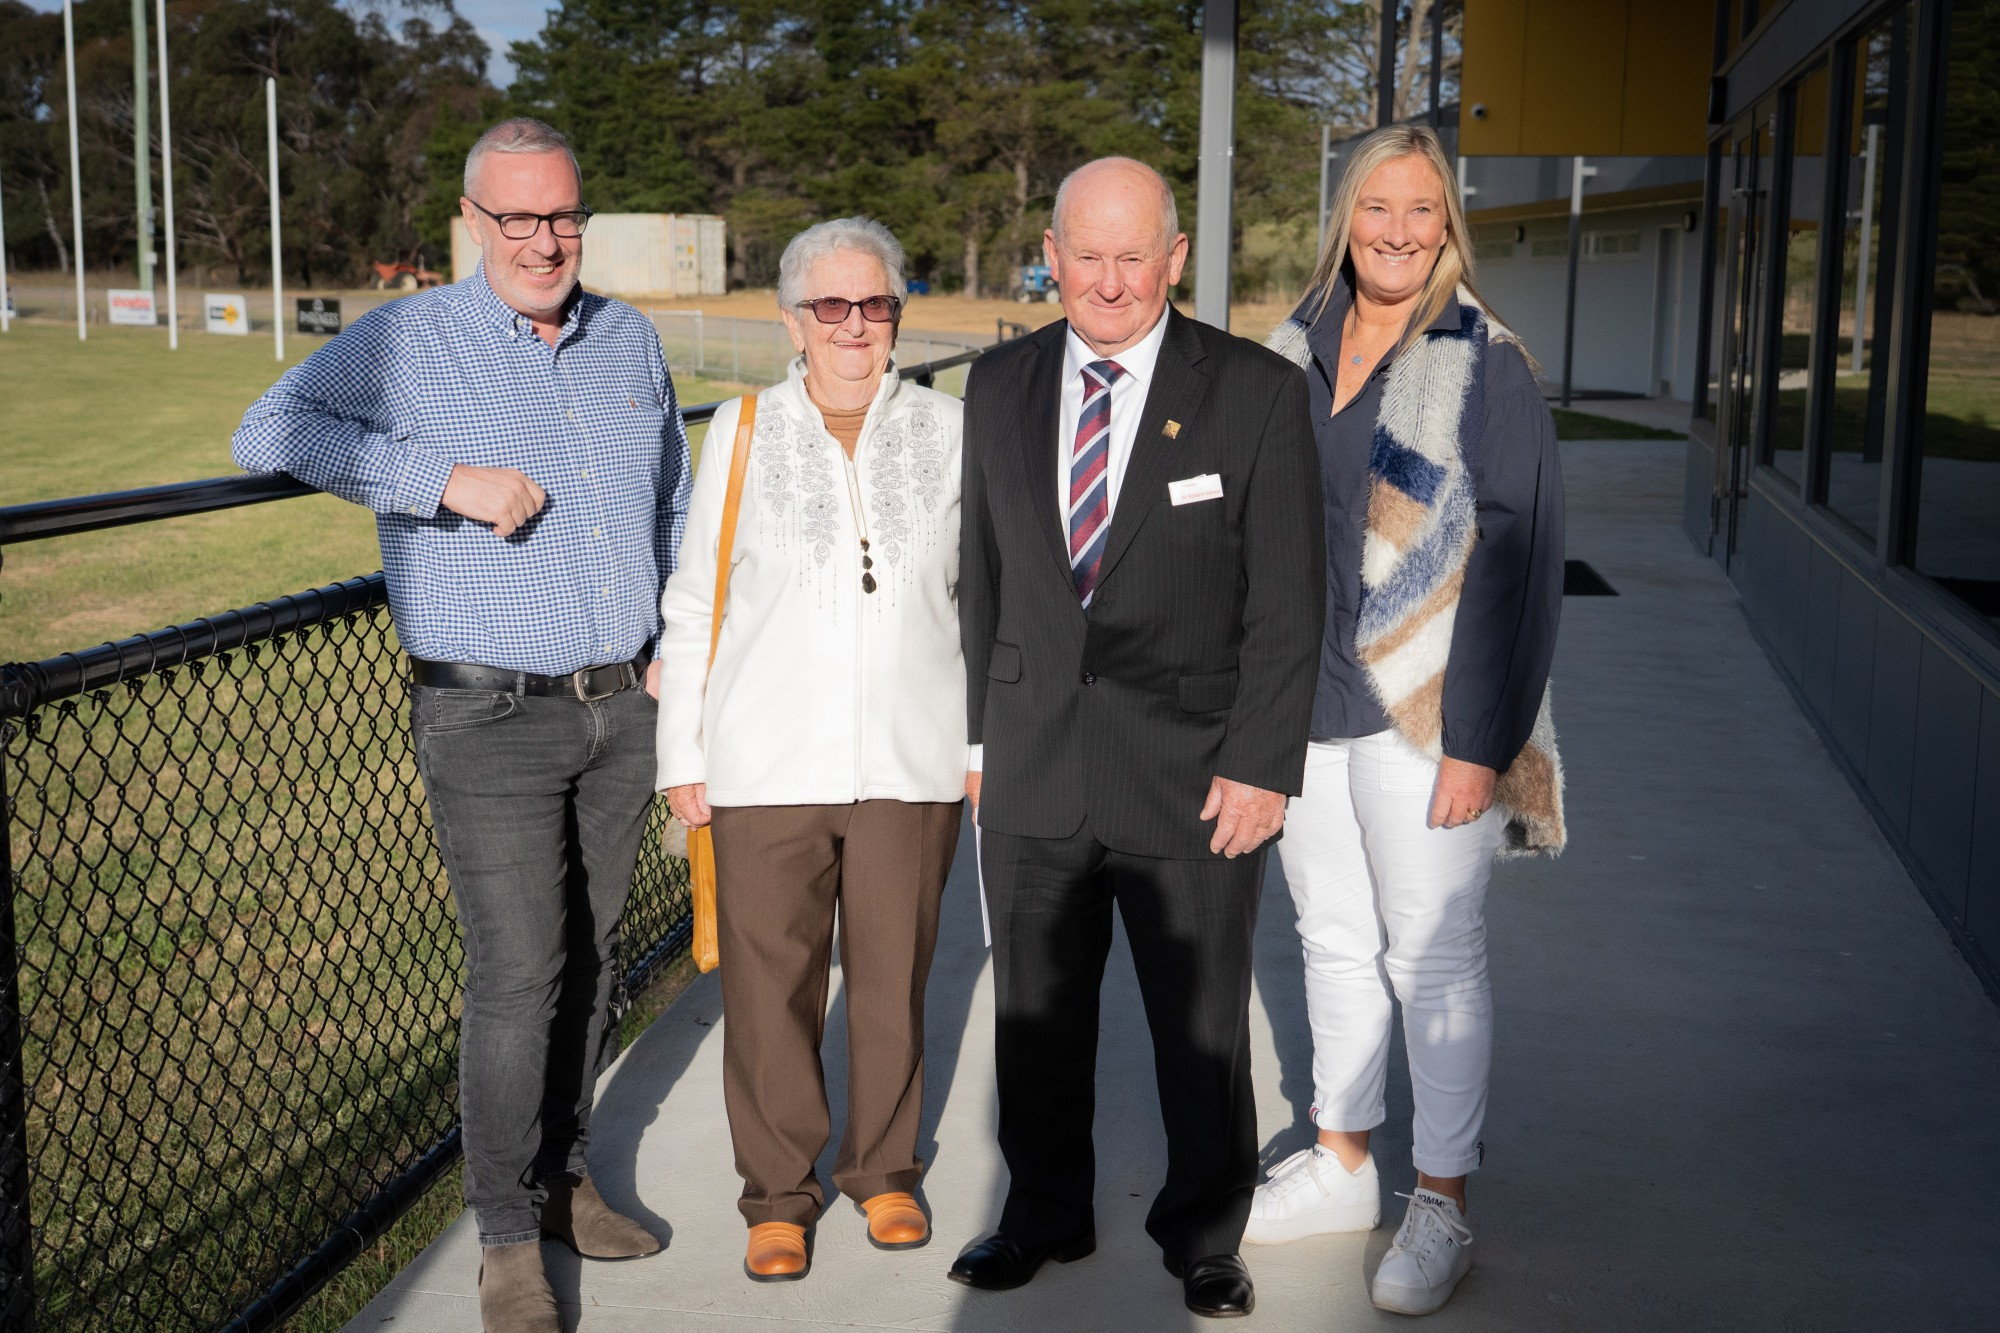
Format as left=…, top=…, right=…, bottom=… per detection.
left=0, top=575, right=688, bottom=1333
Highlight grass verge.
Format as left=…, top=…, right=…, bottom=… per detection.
left=1551, top=408, right=1687, bottom=441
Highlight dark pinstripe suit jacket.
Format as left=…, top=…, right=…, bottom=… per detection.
left=961, top=307, right=1326, bottom=859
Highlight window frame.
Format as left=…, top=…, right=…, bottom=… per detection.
left=1751, top=59, right=1837, bottom=490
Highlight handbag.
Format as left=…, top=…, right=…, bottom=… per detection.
left=685, top=394, right=757, bottom=974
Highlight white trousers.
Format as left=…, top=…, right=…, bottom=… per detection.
left=1276, top=731, right=1503, bottom=1177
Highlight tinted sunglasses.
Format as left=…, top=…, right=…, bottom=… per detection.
left=797, top=295, right=901, bottom=324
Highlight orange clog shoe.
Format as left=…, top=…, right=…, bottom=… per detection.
left=860, top=1191, right=929, bottom=1251
left=744, top=1221, right=809, bottom=1282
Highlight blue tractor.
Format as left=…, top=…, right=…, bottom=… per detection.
left=1015, top=264, right=1060, bottom=303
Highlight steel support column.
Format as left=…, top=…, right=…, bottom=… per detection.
left=1194, top=0, right=1237, bottom=329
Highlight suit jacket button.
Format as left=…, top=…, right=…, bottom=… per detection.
left=1080, top=672, right=1096, bottom=686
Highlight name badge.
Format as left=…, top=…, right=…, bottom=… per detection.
left=1168, top=474, right=1224, bottom=506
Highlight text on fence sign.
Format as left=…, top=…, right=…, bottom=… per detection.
left=296, top=298, right=342, bottom=336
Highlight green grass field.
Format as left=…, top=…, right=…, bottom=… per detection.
left=0, top=322, right=745, bottom=665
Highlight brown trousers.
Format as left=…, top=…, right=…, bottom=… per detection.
left=709, top=799, right=960, bottom=1228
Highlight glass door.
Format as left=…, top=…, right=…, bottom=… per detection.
left=1713, top=108, right=1776, bottom=566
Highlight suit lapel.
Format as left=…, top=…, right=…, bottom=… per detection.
left=1018, top=324, right=1073, bottom=578
left=1096, top=309, right=1211, bottom=586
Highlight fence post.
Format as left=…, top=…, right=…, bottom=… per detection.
left=0, top=720, right=37, bottom=1333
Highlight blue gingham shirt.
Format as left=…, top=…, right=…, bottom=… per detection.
left=232, top=268, right=692, bottom=675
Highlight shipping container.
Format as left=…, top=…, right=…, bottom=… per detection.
left=450, top=213, right=727, bottom=297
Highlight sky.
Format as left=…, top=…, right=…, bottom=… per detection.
left=20, top=1, right=550, bottom=90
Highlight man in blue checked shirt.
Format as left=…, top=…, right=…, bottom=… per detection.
left=233, top=118, right=688, bottom=1333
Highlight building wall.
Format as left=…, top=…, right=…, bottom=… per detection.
left=1705, top=461, right=2000, bottom=991
left=1685, top=0, right=2000, bottom=998
left=1461, top=0, right=1711, bottom=155
left=1471, top=202, right=1703, bottom=397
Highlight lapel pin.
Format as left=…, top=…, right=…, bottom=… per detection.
left=1163, top=420, right=1182, bottom=439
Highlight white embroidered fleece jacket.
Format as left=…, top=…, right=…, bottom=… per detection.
left=655, top=358, right=967, bottom=806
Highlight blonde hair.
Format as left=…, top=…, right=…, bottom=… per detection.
left=1307, top=125, right=1492, bottom=356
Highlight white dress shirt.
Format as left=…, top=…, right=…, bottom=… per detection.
left=970, top=311, right=1172, bottom=775
left=1056, top=313, right=1171, bottom=525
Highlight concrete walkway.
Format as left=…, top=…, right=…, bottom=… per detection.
left=345, top=440, right=2000, bottom=1333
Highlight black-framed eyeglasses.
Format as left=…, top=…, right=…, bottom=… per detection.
left=466, top=199, right=594, bottom=240
left=797, top=295, right=901, bottom=324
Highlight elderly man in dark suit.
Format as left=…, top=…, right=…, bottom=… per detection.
left=949, top=157, right=1324, bottom=1317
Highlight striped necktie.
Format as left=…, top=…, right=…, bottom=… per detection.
left=1069, top=358, right=1126, bottom=608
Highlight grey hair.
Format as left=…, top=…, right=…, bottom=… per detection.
left=1050, top=157, right=1179, bottom=248
left=463, top=118, right=581, bottom=197
left=777, top=218, right=906, bottom=311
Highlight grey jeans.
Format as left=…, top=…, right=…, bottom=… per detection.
left=411, top=682, right=658, bottom=1246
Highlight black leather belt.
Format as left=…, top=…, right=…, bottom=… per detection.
left=410, top=648, right=651, bottom=702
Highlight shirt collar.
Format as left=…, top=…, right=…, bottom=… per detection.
left=1063, top=307, right=1171, bottom=393
left=465, top=260, right=587, bottom=343
left=784, top=353, right=904, bottom=415
left=1303, top=270, right=1467, bottom=363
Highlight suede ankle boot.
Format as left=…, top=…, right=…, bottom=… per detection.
left=542, top=1173, right=663, bottom=1260
left=477, top=1241, right=559, bottom=1333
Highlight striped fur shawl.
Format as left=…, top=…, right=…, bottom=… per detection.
left=1268, top=295, right=1565, bottom=857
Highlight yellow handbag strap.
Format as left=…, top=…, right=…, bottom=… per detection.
left=707, top=395, right=757, bottom=670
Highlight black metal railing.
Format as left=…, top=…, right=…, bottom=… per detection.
left=0, top=344, right=985, bottom=1333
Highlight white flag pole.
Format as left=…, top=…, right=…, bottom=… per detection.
left=158, top=0, right=178, bottom=349
left=266, top=76, right=282, bottom=362
left=0, top=163, right=12, bottom=333
left=64, top=0, right=86, bottom=341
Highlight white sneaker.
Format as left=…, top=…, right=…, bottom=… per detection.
left=1243, top=1144, right=1380, bottom=1245
left=1370, top=1188, right=1473, bottom=1315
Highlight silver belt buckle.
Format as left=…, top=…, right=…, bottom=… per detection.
left=571, top=665, right=622, bottom=703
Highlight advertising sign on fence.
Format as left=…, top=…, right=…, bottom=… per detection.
left=205, top=293, right=251, bottom=336
left=295, top=297, right=342, bottom=336
left=107, top=289, right=157, bottom=326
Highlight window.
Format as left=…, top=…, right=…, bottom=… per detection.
left=1583, top=230, right=1642, bottom=260
left=1701, top=159, right=1728, bottom=419
left=1824, top=7, right=1911, bottom=541
left=1913, top=0, right=2000, bottom=628
left=1530, top=235, right=1568, bottom=258
left=1766, top=64, right=1830, bottom=488
left=1473, top=235, right=1515, bottom=262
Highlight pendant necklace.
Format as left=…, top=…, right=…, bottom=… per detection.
left=811, top=375, right=877, bottom=594
left=839, top=451, right=877, bottom=594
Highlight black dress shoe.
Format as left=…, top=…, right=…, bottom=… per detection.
left=946, top=1230, right=1096, bottom=1290
left=1165, top=1253, right=1255, bottom=1318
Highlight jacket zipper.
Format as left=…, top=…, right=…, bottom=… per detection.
left=846, top=446, right=867, bottom=802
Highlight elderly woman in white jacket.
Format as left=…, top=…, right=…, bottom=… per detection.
left=657, top=217, right=965, bottom=1284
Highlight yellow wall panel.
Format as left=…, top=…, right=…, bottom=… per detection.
left=1519, top=0, right=1629, bottom=156
left=1461, top=0, right=1530, bottom=155
left=1461, top=0, right=1710, bottom=157
left=1620, top=0, right=1713, bottom=154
